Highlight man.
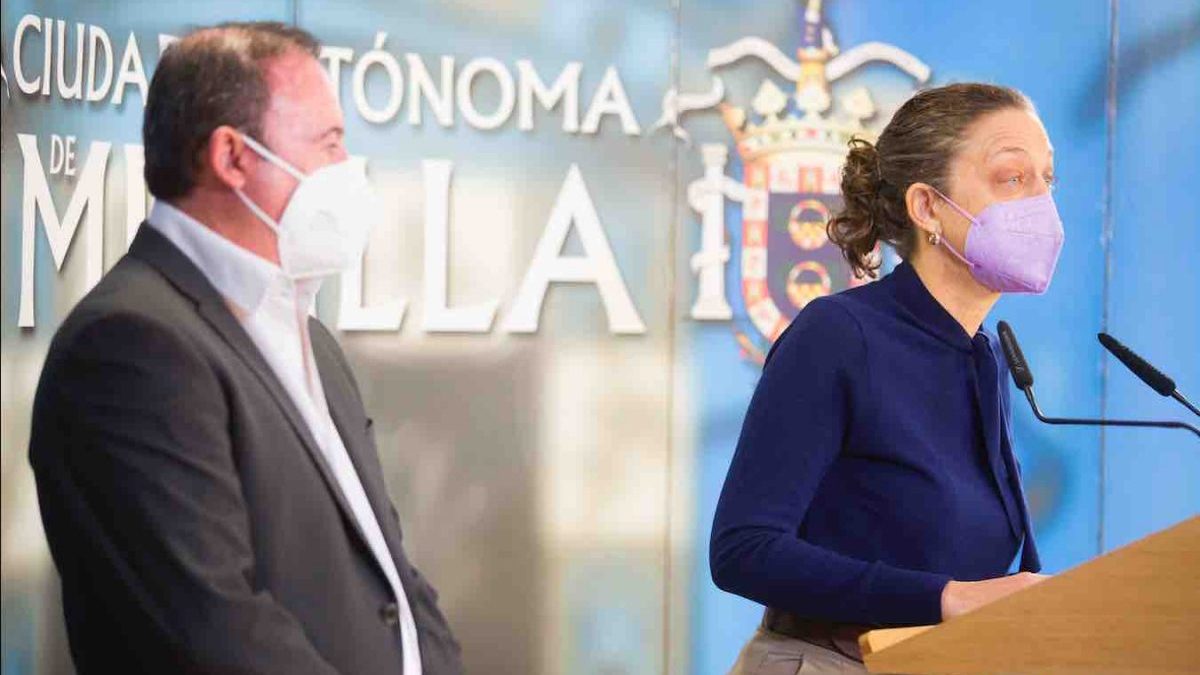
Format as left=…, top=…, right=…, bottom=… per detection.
left=29, top=22, right=462, bottom=674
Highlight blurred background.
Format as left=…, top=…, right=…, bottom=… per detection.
left=2, top=1, right=1197, bottom=673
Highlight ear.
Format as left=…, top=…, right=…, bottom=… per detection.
left=905, top=182, right=942, bottom=239
left=204, top=125, right=253, bottom=191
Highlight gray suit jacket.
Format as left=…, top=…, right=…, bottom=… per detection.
left=29, top=225, right=464, bottom=674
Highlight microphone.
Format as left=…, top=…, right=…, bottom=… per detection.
left=996, top=321, right=1200, bottom=439
left=1098, top=332, right=1200, bottom=418
left=997, top=321, right=1034, bottom=390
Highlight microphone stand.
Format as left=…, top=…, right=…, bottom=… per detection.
left=997, top=320, right=1200, bottom=440
left=1169, top=391, right=1200, bottom=419
left=1019, top=386, right=1200, bottom=439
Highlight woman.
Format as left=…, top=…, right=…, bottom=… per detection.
left=711, top=82, right=1061, bottom=674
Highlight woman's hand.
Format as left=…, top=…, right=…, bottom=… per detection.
left=940, top=572, right=1052, bottom=620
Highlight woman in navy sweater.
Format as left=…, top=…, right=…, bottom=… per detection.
left=713, top=83, right=1064, bottom=674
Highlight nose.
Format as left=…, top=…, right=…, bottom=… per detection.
left=331, top=143, right=349, bottom=163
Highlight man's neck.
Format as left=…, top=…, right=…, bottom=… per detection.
left=168, top=191, right=280, bottom=266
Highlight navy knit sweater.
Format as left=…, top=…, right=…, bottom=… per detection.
left=710, top=261, right=1041, bottom=627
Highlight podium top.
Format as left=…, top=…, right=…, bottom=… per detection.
left=859, top=515, right=1200, bottom=674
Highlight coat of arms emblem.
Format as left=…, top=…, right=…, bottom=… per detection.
left=658, top=0, right=932, bottom=362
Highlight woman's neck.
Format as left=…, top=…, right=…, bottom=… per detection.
left=908, top=248, right=1000, bottom=338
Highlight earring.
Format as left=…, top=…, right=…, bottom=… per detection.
left=928, top=231, right=941, bottom=245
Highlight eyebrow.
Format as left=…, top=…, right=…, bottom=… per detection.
left=989, top=146, right=1031, bottom=160
left=989, top=144, right=1054, bottom=164
left=316, top=126, right=344, bottom=141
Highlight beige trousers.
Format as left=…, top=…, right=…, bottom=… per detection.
left=729, top=626, right=870, bottom=675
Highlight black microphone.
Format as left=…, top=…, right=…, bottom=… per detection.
left=996, top=321, right=1200, bottom=439
left=997, top=321, right=1034, bottom=390
left=1098, top=332, right=1200, bottom=418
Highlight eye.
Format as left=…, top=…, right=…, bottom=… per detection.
left=1043, top=174, right=1058, bottom=191
left=1005, top=174, right=1023, bottom=187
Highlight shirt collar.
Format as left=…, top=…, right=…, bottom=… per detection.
left=886, top=260, right=980, bottom=353
left=146, top=200, right=285, bottom=315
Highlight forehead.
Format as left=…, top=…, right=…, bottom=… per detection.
left=960, top=107, right=1053, bottom=162
left=261, top=50, right=341, bottom=131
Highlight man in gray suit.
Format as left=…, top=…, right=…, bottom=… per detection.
left=29, top=22, right=462, bottom=674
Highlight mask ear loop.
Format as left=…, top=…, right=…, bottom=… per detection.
left=232, top=133, right=307, bottom=237
left=239, top=133, right=307, bottom=181
left=233, top=187, right=283, bottom=234
left=925, top=184, right=978, bottom=269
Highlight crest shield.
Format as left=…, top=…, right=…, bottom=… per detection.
left=741, top=151, right=853, bottom=343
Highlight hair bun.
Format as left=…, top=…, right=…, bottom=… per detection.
left=827, top=136, right=887, bottom=278
left=845, top=137, right=884, bottom=188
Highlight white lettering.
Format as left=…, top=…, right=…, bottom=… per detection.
left=503, top=165, right=644, bottom=334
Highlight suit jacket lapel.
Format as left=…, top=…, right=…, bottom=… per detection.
left=310, top=335, right=410, bottom=573
left=127, top=225, right=375, bottom=554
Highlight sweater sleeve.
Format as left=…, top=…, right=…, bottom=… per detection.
left=709, top=297, right=952, bottom=626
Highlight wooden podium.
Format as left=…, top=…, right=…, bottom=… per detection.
left=858, top=515, right=1200, bottom=674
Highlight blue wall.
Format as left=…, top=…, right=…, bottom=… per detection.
left=1104, top=1, right=1200, bottom=550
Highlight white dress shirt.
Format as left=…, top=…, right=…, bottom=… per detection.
left=146, top=201, right=422, bottom=675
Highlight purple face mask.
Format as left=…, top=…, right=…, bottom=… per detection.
left=929, top=186, right=1065, bottom=294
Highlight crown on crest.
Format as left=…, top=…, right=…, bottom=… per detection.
left=720, top=0, right=878, bottom=162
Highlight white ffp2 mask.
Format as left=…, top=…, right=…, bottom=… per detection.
left=235, top=133, right=378, bottom=280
